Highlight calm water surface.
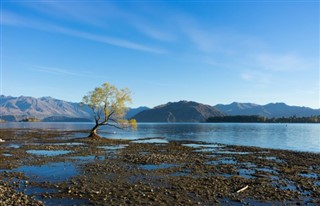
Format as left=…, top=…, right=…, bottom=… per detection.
left=1, top=122, right=319, bottom=153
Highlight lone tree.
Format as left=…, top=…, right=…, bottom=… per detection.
left=82, top=82, right=137, bottom=138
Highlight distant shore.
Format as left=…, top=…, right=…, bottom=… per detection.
left=0, top=129, right=319, bottom=205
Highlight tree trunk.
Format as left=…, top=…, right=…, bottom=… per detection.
left=88, top=124, right=101, bottom=139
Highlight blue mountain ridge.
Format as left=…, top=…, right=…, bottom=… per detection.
left=214, top=102, right=320, bottom=118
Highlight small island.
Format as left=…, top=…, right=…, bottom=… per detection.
left=19, top=117, right=41, bottom=122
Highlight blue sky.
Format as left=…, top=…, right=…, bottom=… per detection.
left=1, top=1, right=319, bottom=108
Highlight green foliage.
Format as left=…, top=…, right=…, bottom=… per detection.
left=207, top=115, right=320, bottom=123
left=82, top=82, right=136, bottom=138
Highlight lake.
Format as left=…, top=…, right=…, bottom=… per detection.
left=1, top=122, right=319, bottom=153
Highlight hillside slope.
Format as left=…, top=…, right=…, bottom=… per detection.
left=133, top=101, right=224, bottom=122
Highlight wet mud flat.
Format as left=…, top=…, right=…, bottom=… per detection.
left=0, top=129, right=319, bottom=205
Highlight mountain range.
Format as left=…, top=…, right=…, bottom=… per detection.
left=133, top=101, right=224, bottom=122
left=0, top=95, right=319, bottom=122
left=214, top=102, right=320, bottom=118
left=0, top=95, right=92, bottom=121
left=0, top=95, right=148, bottom=122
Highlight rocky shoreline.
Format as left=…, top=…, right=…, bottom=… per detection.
left=0, top=129, right=319, bottom=205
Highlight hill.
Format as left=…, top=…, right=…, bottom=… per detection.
left=125, top=106, right=150, bottom=119
left=214, top=102, right=320, bottom=118
left=133, top=101, right=224, bottom=122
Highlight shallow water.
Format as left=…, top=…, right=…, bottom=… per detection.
left=256, top=167, right=279, bottom=174
left=238, top=168, right=256, bottom=179
left=97, top=144, right=128, bottom=151
left=26, top=150, right=71, bottom=156
left=214, top=151, right=251, bottom=155
left=22, top=187, right=57, bottom=196
left=16, top=162, right=78, bottom=183
left=182, top=143, right=223, bottom=148
left=70, top=155, right=105, bottom=161
left=207, top=158, right=237, bottom=165
left=139, top=163, right=177, bottom=170
left=6, top=144, right=21, bottom=149
left=132, top=138, right=169, bottom=144
left=41, top=198, right=90, bottom=205
left=260, top=156, right=284, bottom=163
left=1, top=122, right=319, bottom=152
left=49, top=142, right=85, bottom=146
left=300, top=173, right=319, bottom=179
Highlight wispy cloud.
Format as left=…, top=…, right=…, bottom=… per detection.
left=101, top=3, right=176, bottom=42
left=175, top=15, right=218, bottom=53
left=30, top=66, right=89, bottom=77
left=13, top=2, right=175, bottom=46
left=240, top=73, right=254, bottom=81
left=133, top=22, right=175, bottom=42
left=185, top=27, right=218, bottom=53
left=172, top=9, right=316, bottom=79
left=105, top=3, right=176, bottom=42
left=139, top=80, right=184, bottom=88
left=254, top=53, right=315, bottom=72
left=2, top=10, right=166, bottom=54
left=17, top=1, right=115, bottom=28
left=29, top=65, right=105, bottom=79
left=53, top=26, right=166, bottom=54
left=1, top=11, right=31, bottom=27
left=240, top=70, right=272, bottom=87
left=175, top=12, right=269, bottom=60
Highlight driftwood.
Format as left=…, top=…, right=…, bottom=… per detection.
left=0, top=138, right=5, bottom=143
left=236, top=185, right=249, bottom=193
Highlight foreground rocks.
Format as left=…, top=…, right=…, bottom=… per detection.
left=0, top=129, right=319, bottom=205
left=0, top=182, right=43, bottom=206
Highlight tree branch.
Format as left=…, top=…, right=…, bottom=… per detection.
left=109, top=118, right=118, bottom=124
left=105, top=110, right=115, bottom=122
left=105, top=123, right=123, bottom=130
